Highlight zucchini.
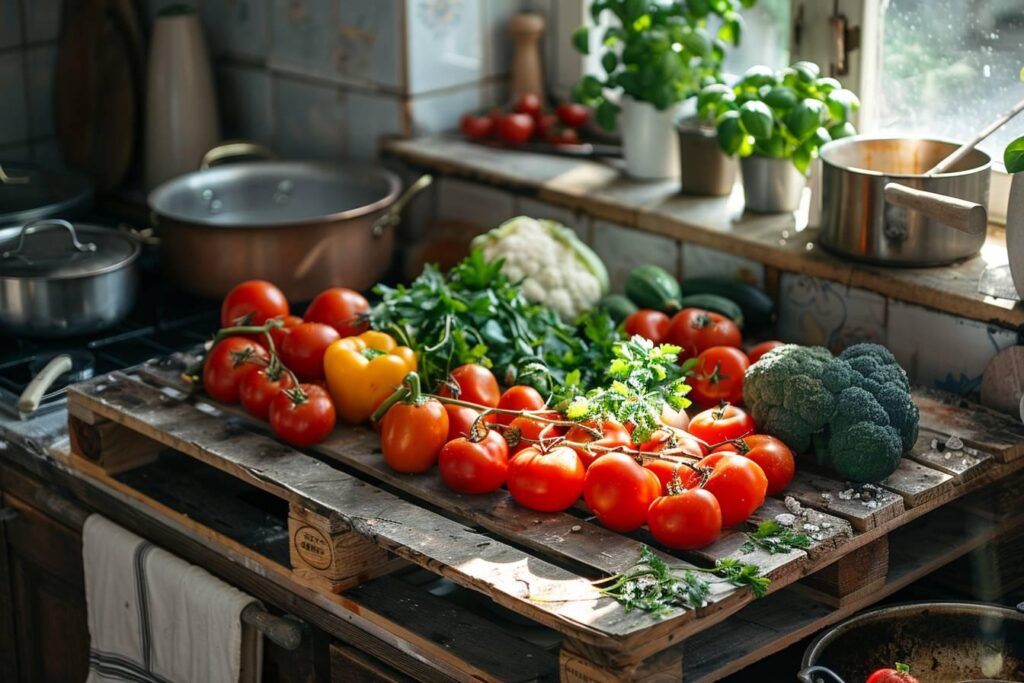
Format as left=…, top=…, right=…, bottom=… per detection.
left=678, top=277, right=775, bottom=332
left=625, top=265, right=682, bottom=312
left=678, top=294, right=744, bottom=327
left=597, top=294, right=638, bottom=323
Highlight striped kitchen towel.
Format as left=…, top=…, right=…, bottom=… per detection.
left=83, top=514, right=262, bottom=683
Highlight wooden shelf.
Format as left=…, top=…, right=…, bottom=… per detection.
left=385, top=136, right=1023, bottom=330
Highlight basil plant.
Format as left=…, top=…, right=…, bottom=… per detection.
left=698, top=62, right=860, bottom=174
left=572, top=0, right=757, bottom=130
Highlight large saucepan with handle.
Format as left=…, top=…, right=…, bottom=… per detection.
left=148, top=143, right=432, bottom=301
left=819, top=137, right=991, bottom=266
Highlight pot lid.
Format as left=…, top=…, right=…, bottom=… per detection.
left=0, top=161, right=94, bottom=226
left=0, top=220, right=139, bottom=279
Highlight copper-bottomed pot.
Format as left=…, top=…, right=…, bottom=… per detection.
left=148, top=144, right=431, bottom=301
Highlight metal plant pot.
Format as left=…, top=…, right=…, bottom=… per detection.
left=676, top=119, right=737, bottom=196
left=741, top=155, right=807, bottom=213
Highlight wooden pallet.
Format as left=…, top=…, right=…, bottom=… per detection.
left=62, top=355, right=1024, bottom=682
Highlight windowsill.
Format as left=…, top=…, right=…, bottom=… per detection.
left=384, top=136, right=1023, bottom=330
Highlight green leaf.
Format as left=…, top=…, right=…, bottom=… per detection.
left=590, top=0, right=608, bottom=24
left=739, top=100, right=774, bottom=140
left=762, top=85, right=797, bottom=110
left=581, top=74, right=604, bottom=99
left=786, top=98, right=826, bottom=140
left=792, top=144, right=812, bottom=175
left=1005, top=136, right=1024, bottom=173
left=601, top=51, right=618, bottom=74
left=681, top=27, right=712, bottom=57
left=572, top=26, right=590, bottom=55
left=815, top=76, right=841, bottom=93
left=596, top=99, right=620, bottom=130
left=791, top=61, right=821, bottom=83
left=827, top=121, right=857, bottom=140
left=741, top=521, right=812, bottom=554
left=717, top=15, right=743, bottom=46
left=825, top=88, right=860, bottom=122
left=717, top=110, right=748, bottom=155
left=686, top=0, right=710, bottom=18
left=740, top=65, right=776, bottom=89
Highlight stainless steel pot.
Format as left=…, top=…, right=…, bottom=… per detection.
left=0, top=161, right=94, bottom=226
left=819, top=137, right=991, bottom=266
left=0, top=219, right=140, bottom=337
left=148, top=144, right=432, bottom=301
left=798, top=601, right=1024, bottom=683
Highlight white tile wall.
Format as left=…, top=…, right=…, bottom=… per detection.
left=345, top=91, right=404, bottom=161
left=776, top=274, right=887, bottom=352
left=273, top=76, right=347, bottom=159
left=406, top=0, right=482, bottom=94
left=681, top=243, right=765, bottom=287
left=408, top=84, right=482, bottom=135
left=592, top=219, right=681, bottom=292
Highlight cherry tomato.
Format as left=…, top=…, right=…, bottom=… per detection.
left=665, top=308, right=742, bottom=361
left=687, top=404, right=755, bottom=446
left=460, top=112, right=495, bottom=139
left=445, top=404, right=484, bottom=442
left=682, top=453, right=767, bottom=528
left=280, top=322, right=340, bottom=381
left=535, top=112, right=558, bottom=138
left=514, top=92, right=542, bottom=117
left=544, top=125, right=580, bottom=145
left=564, top=419, right=631, bottom=469
left=203, top=337, right=268, bottom=403
left=507, top=446, right=584, bottom=512
left=624, top=309, right=671, bottom=344
left=494, top=385, right=545, bottom=426
left=497, top=113, right=535, bottom=145
left=866, top=665, right=919, bottom=683
left=439, top=431, right=509, bottom=494
left=303, top=288, right=369, bottom=337
left=437, top=364, right=501, bottom=407
left=556, top=102, right=589, bottom=128
left=221, top=280, right=289, bottom=328
left=689, top=346, right=750, bottom=407
left=639, top=427, right=706, bottom=493
left=748, top=340, right=784, bottom=364
left=380, top=398, right=449, bottom=473
left=583, top=453, right=661, bottom=532
left=269, top=384, right=336, bottom=447
left=506, top=415, right=564, bottom=455
left=239, top=367, right=295, bottom=420
left=267, top=314, right=304, bottom=351
left=712, top=435, right=795, bottom=496
left=488, top=107, right=504, bottom=133
left=647, top=489, right=722, bottom=549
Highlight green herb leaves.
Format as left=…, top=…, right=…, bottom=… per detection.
left=740, top=520, right=811, bottom=555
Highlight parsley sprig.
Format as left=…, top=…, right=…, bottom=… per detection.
left=596, top=546, right=770, bottom=617
left=740, top=520, right=812, bottom=555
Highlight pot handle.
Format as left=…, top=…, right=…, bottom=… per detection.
left=883, top=182, right=987, bottom=235
left=17, top=354, right=73, bottom=415
left=2, top=219, right=97, bottom=260
left=371, top=174, right=434, bottom=238
left=200, top=141, right=275, bottom=170
left=797, top=665, right=847, bottom=683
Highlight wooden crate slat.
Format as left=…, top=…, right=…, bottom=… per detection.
left=782, top=470, right=905, bottom=531
left=913, top=388, right=1024, bottom=462
left=905, top=427, right=994, bottom=483
left=65, top=373, right=685, bottom=646
left=878, top=458, right=955, bottom=507
left=748, top=498, right=853, bottom=562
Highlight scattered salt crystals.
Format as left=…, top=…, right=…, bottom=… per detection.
left=821, top=521, right=832, bottom=529
left=803, top=524, right=820, bottom=532
left=774, top=513, right=797, bottom=527
left=931, top=438, right=942, bottom=451
left=945, top=435, right=964, bottom=451
left=838, top=488, right=855, bottom=500
left=784, top=497, right=803, bottom=515
left=0, top=440, right=7, bottom=450
left=864, top=500, right=880, bottom=509
left=570, top=525, right=582, bottom=533
left=820, top=492, right=833, bottom=500
left=944, top=452, right=952, bottom=459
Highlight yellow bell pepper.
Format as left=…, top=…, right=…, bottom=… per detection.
left=323, top=331, right=417, bottom=424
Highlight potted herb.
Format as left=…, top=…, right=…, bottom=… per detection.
left=1004, top=135, right=1024, bottom=296
left=571, top=0, right=754, bottom=180
left=698, top=61, right=860, bottom=212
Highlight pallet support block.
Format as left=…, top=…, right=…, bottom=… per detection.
left=68, top=411, right=162, bottom=474
left=288, top=503, right=391, bottom=593
left=560, top=639, right=682, bottom=683
left=798, top=536, right=889, bottom=607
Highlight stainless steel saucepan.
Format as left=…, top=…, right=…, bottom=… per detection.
left=819, top=137, right=991, bottom=266
left=148, top=143, right=432, bottom=301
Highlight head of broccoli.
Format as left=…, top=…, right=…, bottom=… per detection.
left=743, top=343, right=918, bottom=483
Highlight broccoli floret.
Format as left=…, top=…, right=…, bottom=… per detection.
left=744, top=342, right=919, bottom=482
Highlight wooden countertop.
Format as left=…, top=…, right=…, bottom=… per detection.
left=385, top=136, right=1024, bottom=330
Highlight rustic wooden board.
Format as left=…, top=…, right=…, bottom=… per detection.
left=782, top=470, right=905, bottom=532
left=905, top=427, right=993, bottom=483
left=748, top=497, right=853, bottom=562
left=914, top=389, right=1024, bottom=462
left=879, top=458, right=955, bottom=507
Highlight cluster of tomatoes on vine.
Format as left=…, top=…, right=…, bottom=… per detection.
left=460, top=93, right=591, bottom=146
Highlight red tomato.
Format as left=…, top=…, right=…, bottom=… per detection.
left=866, top=666, right=919, bottom=683
left=507, top=446, right=585, bottom=512
left=438, top=364, right=501, bottom=407
left=303, top=288, right=369, bottom=338
left=460, top=112, right=494, bottom=139
left=221, top=280, right=289, bottom=328
left=267, top=314, right=304, bottom=351
left=713, top=435, right=795, bottom=496
left=648, top=488, right=722, bottom=549
left=202, top=337, right=268, bottom=403
left=624, top=309, right=671, bottom=344
left=439, top=431, right=509, bottom=494
left=665, top=308, right=742, bottom=360
left=239, top=367, right=295, bottom=420
left=506, top=415, right=564, bottom=455
left=682, top=453, right=767, bottom=528
left=514, top=92, right=542, bottom=117
left=639, top=427, right=706, bottom=493
left=748, top=340, right=784, bottom=364
left=544, top=125, right=580, bottom=145
left=583, top=453, right=661, bottom=532
left=556, top=102, right=589, bottom=128
left=494, top=385, right=545, bottom=426
left=445, top=404, right=484, bottom=442
left=280, top=322, right=340, bottom=381
left=488, top=107, right=504, bottom=132
left=689, top=346, right=750, bottom=407
left=269, top=384, right=336, bottom=447
left=497, top=113, right=535, bottom=144
left=564, top=419, right=631, bottom=469
left=687, top=404, right=755, bottom=446
left=380, top=398, right=449, bottom=473
left=535, top=112, right=558, bottom=138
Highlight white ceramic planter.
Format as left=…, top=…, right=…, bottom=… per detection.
left=620, top=96, right=680, bottom=180
left=1007, top=173, right=1024, bottom=297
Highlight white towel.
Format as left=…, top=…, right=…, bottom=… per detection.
left=83, top=514, right=263, bottom=683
